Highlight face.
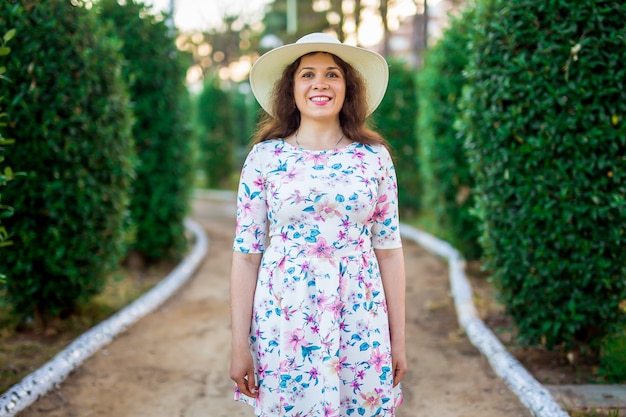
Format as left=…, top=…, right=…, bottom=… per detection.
left=293, top=53, right=346, bottom=123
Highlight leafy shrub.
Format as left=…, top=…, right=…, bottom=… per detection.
left=458, top=0, right=626, bottom=350
left=98, top=0, right=194, bottom=261
left=599, top=328, right=626, bottom=383
left=0, top=28, right=18, bottom=284
left=0, top=1, right=134, bottom=318
left=374, top=58, right=421, bottom=216
left=195, top=76, right=235, bottom=189
left=417, top=6, right=482, bottom=260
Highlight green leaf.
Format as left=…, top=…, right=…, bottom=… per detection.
left=3, top=29, right=16, bottom=43
left=0, top=47, right=10, bottom=56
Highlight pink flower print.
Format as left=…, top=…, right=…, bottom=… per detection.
left=314, top=199, right=342, bottom=221
left=238, top=195, right=256, bottom=218
left=280, top=165, right=302, bottom=182
left=315, top=292, right=329, bottom=309
left=308, top=367, right=320, bottom=382
left=307, top=237, right=334, bottom=258
left=323, top=403, right=340, bottom=417
left=279, top=357, right=297, bottom=373
left=351, top=149, right=366, bottom=160
left=306, top=152, right=329, bottom=166
left=258, top=362, right=270, bottom=379
left=372, top=202, right=390, bottom=222
left=281, top=305, right=298, bottom=321
left=291, top=189, right=306, bottom=204
left=360, top=389, right=383, bottom=410
left=329, top=300, right=343, bottom=320
left=272, top=146, right=283, bottom=157
left=286, top=328, right=306, bottom=351
left=329, top=355, right=347, bottom=375
left=368, top=348, right=390, bottom=373
left=253, top=175, right=265, bottom=190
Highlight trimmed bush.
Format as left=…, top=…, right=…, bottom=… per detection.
left=98, top=0, right=194, bottom=261
left=417, top=6, right=482, bottom=260
left=1, top=28, right=18, bottom=283
left=458, top=0, right=626, bottom=350
left=0, top=1, right=134, bottom=318
left=195, top=76, right=235, bottom=189
left=374, top=58, right=420, bottom=216
left=599, top=329, right=626, bottom=382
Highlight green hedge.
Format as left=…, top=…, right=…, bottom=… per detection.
left=458, top=0, right=626, bottom=350
left=0, top=28, right=18, bottom=283
left=195, top=76, right=235, bottom=189
left=0, top=1, right=134, bottom=318
left=374, top=58, right=420, bottom=216
left=98, top=0, right=194, bottom=261
left=417, top=6, right=481, bottom=260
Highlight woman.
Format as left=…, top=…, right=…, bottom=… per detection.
left=230, top=32, right=407, bottom=417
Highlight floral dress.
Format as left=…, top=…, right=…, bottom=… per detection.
left=233, top=139, right=403, bottom=417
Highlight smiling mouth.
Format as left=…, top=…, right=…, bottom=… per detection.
left=310, top=96, right=331, bottom=103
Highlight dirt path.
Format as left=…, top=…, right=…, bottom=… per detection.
left=18, top=197, right=530, bottom=417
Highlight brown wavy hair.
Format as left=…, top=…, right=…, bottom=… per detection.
left=251, top=52, right=388, bottom=149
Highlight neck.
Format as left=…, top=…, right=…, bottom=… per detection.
left=295, top=121, right=344, bottom=150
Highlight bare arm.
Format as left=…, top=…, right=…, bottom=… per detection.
left=229, top=251, right=262, bottom=398
left=375, top=247, right=407, bottom=387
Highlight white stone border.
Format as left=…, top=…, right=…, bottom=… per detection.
left=400, top=224, right=569, bottom=417
left=0, top=218, right=208, bottom=417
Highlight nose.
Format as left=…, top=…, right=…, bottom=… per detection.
left=313, top=77, right=328, bottom=89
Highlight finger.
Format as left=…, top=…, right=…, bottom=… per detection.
left=236, top=377, right=254, bottom=397
left=245, top=372, right=259, bottom=397
left=392, top=361, right=406, bottom=387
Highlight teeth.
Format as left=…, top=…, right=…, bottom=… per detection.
left=311, top=97, right=330, bottom=102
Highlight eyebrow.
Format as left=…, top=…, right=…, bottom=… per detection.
left=299, top=66, right=341, bottom=72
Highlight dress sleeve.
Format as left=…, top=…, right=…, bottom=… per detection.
left=372, top=145, right=403, bottom=249
left=232, top=144, right=267, bottom=253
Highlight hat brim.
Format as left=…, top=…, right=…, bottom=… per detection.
left=249, top=38, right=389, bottom=118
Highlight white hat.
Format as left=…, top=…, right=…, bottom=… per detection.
left=249, top=32, right=389, bottom=117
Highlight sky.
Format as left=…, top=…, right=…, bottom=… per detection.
left=139, top=0, right=272, bottom=32
left=138, top=0, right=430, bottom=42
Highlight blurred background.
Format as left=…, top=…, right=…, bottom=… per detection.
left=0, top=0, right=624, bottom=400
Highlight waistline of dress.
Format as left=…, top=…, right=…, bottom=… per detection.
left=266, top=239, right=374, bottom=260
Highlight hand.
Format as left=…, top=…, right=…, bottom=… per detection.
left=230, top=347, right=259, bottom=398
left=391, top=342, right=408, bottom=387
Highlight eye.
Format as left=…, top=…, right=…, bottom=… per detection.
left=327, top=72, right=340, bottom=78
left=301, top=72, right=314, bottom=78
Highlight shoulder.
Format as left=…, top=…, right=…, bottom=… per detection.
left=250, top=138, right=283, bottom=152
left=353, top=142, right=393, bottom=162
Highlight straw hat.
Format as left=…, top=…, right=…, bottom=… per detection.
left=249, top=32, right=389, bottom=117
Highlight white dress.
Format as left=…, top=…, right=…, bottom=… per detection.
left=233, top=139, right=403, bottom=417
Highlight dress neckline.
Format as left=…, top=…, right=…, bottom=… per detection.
left=281, top=138, right=356, bottom=154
